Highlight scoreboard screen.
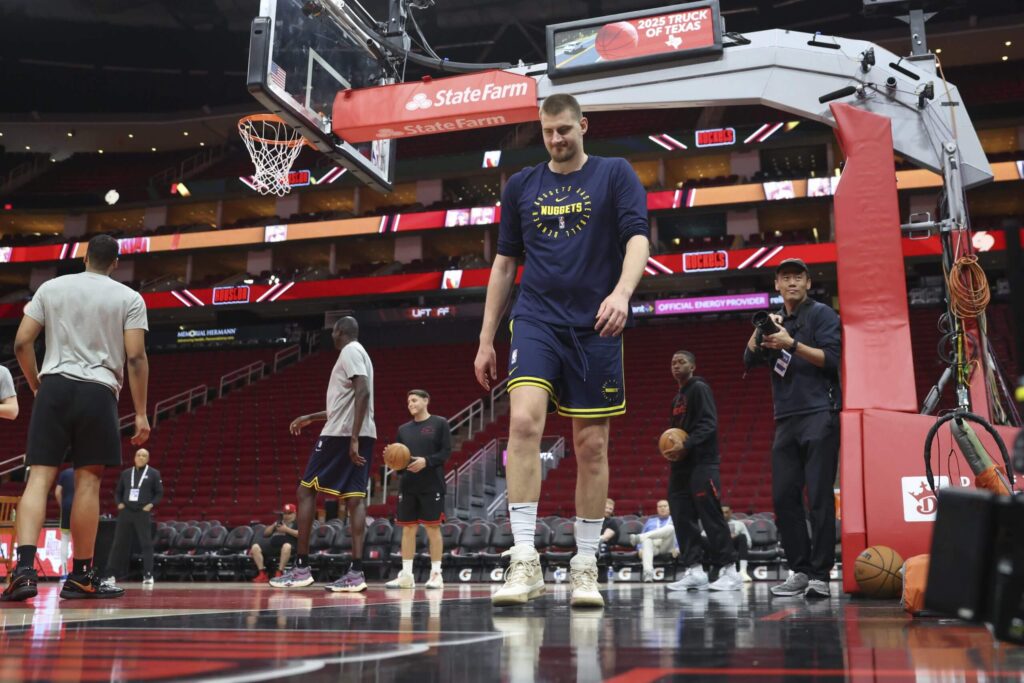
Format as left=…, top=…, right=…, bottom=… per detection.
left=547, top=1, right=722, bottom=80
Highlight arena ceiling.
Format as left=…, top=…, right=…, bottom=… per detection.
left=0, top=0, right=1020, bottom=155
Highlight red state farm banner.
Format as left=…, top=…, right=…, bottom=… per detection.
left=332, top=70, right=538, bottom=143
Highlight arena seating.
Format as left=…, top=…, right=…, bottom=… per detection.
left=124, top=340, right=491, bottom=527
left=0, top=347, right=281, bottom=515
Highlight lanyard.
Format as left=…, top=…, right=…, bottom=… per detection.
left=131, top=465, right=149, bottom=488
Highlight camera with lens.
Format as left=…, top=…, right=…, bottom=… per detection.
left=752, top=311, right=781, bottom=346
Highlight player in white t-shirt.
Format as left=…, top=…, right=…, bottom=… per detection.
left=274, top=316, right=376, bottom=592
left=0, top=365, right=17, bottom=421
left=2, top=235, right=150, bottom=603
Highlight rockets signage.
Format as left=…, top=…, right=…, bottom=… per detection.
left=683, top=250, right=728, bottom=272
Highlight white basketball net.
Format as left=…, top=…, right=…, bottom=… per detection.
left=238, top=115, right=307, bottom=196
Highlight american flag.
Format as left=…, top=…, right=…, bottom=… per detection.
left=270, top=62, right=287, bottom=91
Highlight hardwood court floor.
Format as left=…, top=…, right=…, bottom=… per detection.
left=0, top=580, right=1020, bottom=681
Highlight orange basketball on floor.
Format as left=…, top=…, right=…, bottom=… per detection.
left=383, top=443, right=412, bottom=471
left=658, top=428, right=688, bottom=462
left=854, top=545, right=904, bottom=598
left=595, top=21, right=639, bottom=61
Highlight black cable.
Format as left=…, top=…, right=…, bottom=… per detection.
left=923, top=411, right=1015, bottom=493
left=408, top=7, right=442, bottom=61
left=347, top=5, right=514, bottom=73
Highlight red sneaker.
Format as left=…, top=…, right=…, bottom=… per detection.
left=252, top=570, right=268, bottom=583
left=273, top=570, right=283, bottom=579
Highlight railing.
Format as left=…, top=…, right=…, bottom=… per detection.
left=489, top=377, right=510, bottom=422
left=219, top=361, right=266, bottom=398
left=273, top=344, right=302, bottom=373
left=149, top=145, right=226, bottom=188
left=0, top=155, right=49, bottom=194
left=119, top=413, right=138, bottom=432
left=454, top=439, right=498, bottom=517
left=484, top=435, right=564, bottom=520
left=450, top=398, right=484, bottom=441
left=303, top=331, right=320, bottom=357
left=152, top=384, right=208, bottom=428
left=0, top=453, right=26, bottom=478
left=486, top=489, right=507, bottom=519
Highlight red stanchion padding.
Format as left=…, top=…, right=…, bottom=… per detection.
left=830, top=103, right=917, bottom=412
left=839, top=409, right=867, bottom=593
left=858, top=409, right=1018, bottom=568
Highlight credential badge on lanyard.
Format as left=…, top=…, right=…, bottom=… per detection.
left=774, top=349, right=793, bottom=378
left=129, top=465, right=149, bottom=503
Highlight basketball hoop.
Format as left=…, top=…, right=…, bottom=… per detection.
left=238, top=114, right=309, bottom=196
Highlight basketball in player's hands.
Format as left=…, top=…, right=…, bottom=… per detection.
left=383, top=443, right=412, bottom=471
left=658, top=428, right=688, bottom=462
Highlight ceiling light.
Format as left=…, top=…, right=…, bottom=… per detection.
left=151, top=147, right=157, bottom=151
left=67, top=131, right=74, bottom=138
left=934, top=48, right=942, bottom=54
left=98, top=149, right=104, bottom=154
left=24, top=145, right=30, bottom=150
left=128, top=133, right=134, bottom=139
left=199, top=142, right=205, bottom=147
left=183, top=131, right=189, bottom=136
left=1006, top=41, right=1013, bottom=47
left=1003, top=55, right=1009, bottom=61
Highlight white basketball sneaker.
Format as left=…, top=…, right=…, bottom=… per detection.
left=569, top=554, right=604, bottom=608
left=425, top=570, right=444, bottom=590
left=385, top=572, right=415, bottom=589
left=708, top=566, right=743, bottom=591
left=492, top=545, right=545, bottom=606
left=667, top=565, right=709, bottom=591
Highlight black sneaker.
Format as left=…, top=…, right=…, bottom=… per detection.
left=60, top=570, right=126, bottom=600
left=1, top=568, right=39, bottom=602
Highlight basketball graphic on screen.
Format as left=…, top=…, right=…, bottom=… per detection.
left=595, top=22, right=639, bottom=61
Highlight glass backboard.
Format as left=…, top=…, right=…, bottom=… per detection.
left=247, top=0, right=395, bottom=192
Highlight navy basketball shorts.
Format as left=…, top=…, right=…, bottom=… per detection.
left=300, top=435, right=375, bottom=499
left=506, top=317, right=626, bottom=418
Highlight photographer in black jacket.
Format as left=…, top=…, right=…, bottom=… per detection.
left=744, top=259, right=841, bottom=599
left=105, top=449, right=163, bottom=585
left=663, top=350, right=740, bottom=592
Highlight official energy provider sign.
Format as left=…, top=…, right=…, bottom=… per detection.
left=547, top=1, right=723, bottom=79
left=332, top=70, right=538, bottom=143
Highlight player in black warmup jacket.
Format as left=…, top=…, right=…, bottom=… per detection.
left=386, top=389, right=452, bottom=590
left=663, top=350, right=740, bottom=592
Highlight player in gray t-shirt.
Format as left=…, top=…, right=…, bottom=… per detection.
left=0, top=365, right=17, bottom=421
left=2, top=235, right=150, bottom=603
left=277, top=316, right=375, bottom=593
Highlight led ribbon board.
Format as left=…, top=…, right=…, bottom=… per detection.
left=547, top=1, right=723, bottom=80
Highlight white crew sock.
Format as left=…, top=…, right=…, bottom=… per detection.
left=431, top=561, right=441, bottom=574
left=402, top=559, right=413, bottom=576
left=574, top=518, right=604, bottom=558
left=509, top=502, right=538, bottom=547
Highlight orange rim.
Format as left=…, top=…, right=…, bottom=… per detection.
left=238, top=114, right=309, bottom=148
